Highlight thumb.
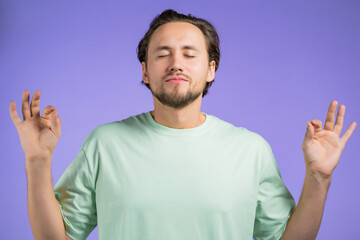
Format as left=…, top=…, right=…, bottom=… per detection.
left=303, top=122, right=314, bottom=147
left=51, top=109, right=61, bottom=138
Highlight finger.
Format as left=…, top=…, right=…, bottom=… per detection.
left=324, top=100, right=338, bottom=131
left=22, top=90, right=31, bottom=120
left=311, top=119, right=322, bottom=133
left=340, top=122, right=357, bottom=145
left=42, top=105, right=55, bottom=120
left=51, top=109, right=62, bottom=138
left=303, top=122, right=315, bottom=148
left=333, top=104, right=345, bottom=136
left=9, top=101, right=22, bottom=128
left=30, top=90, right=41, bottom=117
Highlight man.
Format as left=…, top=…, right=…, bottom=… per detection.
left=10, top=9, right=357, bottom=240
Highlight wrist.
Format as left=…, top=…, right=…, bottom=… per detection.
left=305, top=162, right=333, bottom=178
left=25, top=155, right=52, bottom=170
left=305, top=167, right=332, bottom=190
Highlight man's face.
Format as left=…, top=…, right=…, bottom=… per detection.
left=142, top=21, right=215, bottom=109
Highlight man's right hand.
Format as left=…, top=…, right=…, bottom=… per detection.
left=9, top=90, right=62, bottom=163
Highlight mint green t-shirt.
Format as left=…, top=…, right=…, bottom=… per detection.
left=54, top=111, right=296, bottom=240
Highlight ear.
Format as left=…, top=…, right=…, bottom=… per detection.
left=142, top=62, right=149, bottom=84
left=207, top=60, right=216, bottom=83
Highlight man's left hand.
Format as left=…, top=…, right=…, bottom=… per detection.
left=302, top=100, right=357, bottom=178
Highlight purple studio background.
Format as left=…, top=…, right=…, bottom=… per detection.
left=1, top=1, right=359, bottom=239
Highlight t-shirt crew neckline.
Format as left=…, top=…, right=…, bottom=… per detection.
left=144, top=111, right=213, bottom=137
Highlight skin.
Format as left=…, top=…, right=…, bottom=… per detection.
left=9, top=90, right=61, bottom=162
left=9, top=21, right=357, bottom=240
left=9, top=91, right=71, bottom=240
left=141, top=21, right=215, bottom=129
left=280, top=101, right=357, bottom=239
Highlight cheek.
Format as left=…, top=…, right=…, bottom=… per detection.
left=146, top=62, right=163, bottom=79
left=194, top=61, right=209, bottom=79
left=187, top=60, right=207, bottom=75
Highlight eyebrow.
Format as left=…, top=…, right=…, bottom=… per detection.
left=153, top=45, right=200, bottom=53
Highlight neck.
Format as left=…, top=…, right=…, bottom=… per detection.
left=150, top=107, right=206, bottom=129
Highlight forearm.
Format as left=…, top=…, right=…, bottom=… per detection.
left=25, top=158, right=66, bottom=240
left=280, top=168, right=331, bottom=240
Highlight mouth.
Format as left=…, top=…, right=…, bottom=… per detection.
left=165, top=77, right=188, bottom=83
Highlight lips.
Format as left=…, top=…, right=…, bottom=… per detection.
left=165, top=77, right=188, bottom=82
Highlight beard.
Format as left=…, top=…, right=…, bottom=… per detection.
left=149, top=80, right=206, bottom=109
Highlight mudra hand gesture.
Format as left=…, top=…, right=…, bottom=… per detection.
left=9, top=90, right=61, bottom=163
left=302, top=100, right=357, bottom=178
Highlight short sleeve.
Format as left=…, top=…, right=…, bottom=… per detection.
left=54, top=147, right=97, bottom=240
left=253, top=138, right=296, bottom=240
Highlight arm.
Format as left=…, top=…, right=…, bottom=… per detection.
left=66, top=234, right=73, bottom=240
left=280, top=100, right=357, bottom=240
left=10, top=90, right=69, bottom=240
left=26, top=159, right=68, bottom=240
left=280, top=169, right=330, bottom=239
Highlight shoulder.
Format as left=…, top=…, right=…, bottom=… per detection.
left=210, top=115, right=269, bottom=147
left=81, top=112, right=146, bottom=148
left=83, top=122, right=119, bottom=143
left=87, top=113, right=146, bottom=138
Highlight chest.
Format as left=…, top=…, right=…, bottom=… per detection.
left=96, top=142, right=260, bottom=218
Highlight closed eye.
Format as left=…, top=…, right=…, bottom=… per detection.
left=157, top=55, right=195, bottom=58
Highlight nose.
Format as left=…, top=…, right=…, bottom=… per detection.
left=167, top=52, right=183, bottom=72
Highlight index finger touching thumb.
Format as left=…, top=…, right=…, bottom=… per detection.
left=51, top=109, right=61, bottom=137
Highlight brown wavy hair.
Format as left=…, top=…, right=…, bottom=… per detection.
left=136, top=9, right=221, bottom=97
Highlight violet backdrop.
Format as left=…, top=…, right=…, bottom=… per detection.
left=1, top=0, right=359, bottom=239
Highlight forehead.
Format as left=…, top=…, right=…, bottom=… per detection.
left=148, top=22, right=207, bottom=52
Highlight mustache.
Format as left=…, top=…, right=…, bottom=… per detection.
left=163, top=73, right=191, bottom=82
